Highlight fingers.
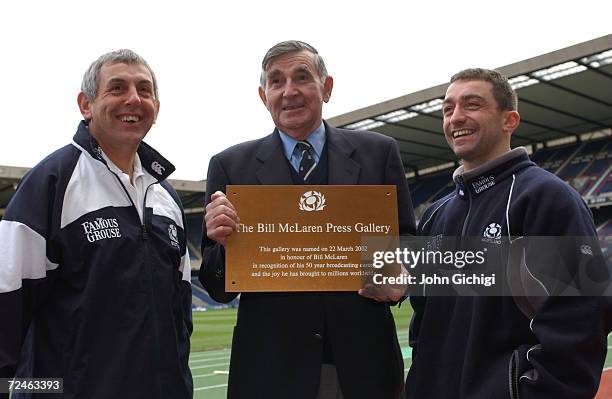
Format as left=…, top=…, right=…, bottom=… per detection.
left=205, top=191, right=240, bottom=246
left=358, top=283, right=407, bottom=302
left=359, top=264, right=410, bottom=302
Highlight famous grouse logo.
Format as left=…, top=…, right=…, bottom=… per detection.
left=472, top=175, right=496, bottom=194
left=81, top=217, right=121, bottom=243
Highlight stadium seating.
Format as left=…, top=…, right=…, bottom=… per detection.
left=409, top=171, right=453, bottom=208
left=575, top=151, right=612, bottom=195
left=599, top=219, right=612, bottom=237
left=191, top=277, right=239, bottom=309
left=530, top=146, right=557, bottom=165
left=558, top=140, right=604, bottom=180
left=185, top=216, right=203, bottom=250
left=540, top=143, right=581, bottom=173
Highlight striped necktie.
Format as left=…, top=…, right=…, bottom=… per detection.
left=296, top=141, right=316, bottom=181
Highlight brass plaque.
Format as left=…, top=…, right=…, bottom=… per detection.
left=225, top=185, right=399, bottom=292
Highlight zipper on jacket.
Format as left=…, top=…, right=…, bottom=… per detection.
left=140, top=186, right=148, bottom=241
left=456, top=176, right=473, bottom=238
left=509, top=350, right=520, bottom=399
left=140, top=182, right=157, bottom=240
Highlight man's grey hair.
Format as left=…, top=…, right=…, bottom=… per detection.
left=81, top=49, right=159, bottom=103
left=260, top=40, right=328, bottom=88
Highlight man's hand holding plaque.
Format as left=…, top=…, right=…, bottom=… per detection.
left=205, top=191, right=240, bottom=246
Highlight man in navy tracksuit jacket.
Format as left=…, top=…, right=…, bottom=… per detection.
left=405, top=68, right=612, bottom=398
left=0, top=50, right=192, bottom=398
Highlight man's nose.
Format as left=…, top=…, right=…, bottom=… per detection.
left=282, top=80, right=299, bottom=97
left=125, top=86, right=142, bottom=105
left=449, top=107, right=466, bottom=125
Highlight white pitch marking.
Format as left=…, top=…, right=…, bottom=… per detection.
left=189, top=355, right=231, bottom=364
left=192, top=372, right=217, bottom=379
left=194, top=383, right=228, bottom=391
left=190, top=362, right=231, bottom=370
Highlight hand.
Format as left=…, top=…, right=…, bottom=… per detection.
left=358, top=264, right=409, bottom=302
left=205, top=191, right=239, bottom=246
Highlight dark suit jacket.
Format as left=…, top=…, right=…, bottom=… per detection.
left=200, top=122, right=415, bottom=399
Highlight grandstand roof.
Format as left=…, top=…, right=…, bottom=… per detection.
left=328, top=34, right=612, bottom=177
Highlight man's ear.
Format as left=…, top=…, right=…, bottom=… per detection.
left=503, top=110, right=520, bottom=134
left=322, top=76, right=333, bottom=103
left=77, top=92, right=92, bottom=121
left=258, top=86, right=268, bottom=107
left=153, top=101, right=160, bottom=124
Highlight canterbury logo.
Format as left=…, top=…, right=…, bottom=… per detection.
left=151, top=161, right=165, bottom=175
left=168, top=224, right=179, bottom=248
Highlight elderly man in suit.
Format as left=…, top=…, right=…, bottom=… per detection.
left=199, top=40, right=415, bottom=399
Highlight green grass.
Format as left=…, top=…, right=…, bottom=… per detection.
left=607, top=334, right=612, bottom=369
left=191, top=308, right=238, bottom=352
left=391, top=303, right=413, bottom=336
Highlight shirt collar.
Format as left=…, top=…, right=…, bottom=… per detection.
left=101, top=150, right=144, bottom=181
left=132, top=152, right=145, bottom=179
left=278, top=121, right=326, bottom=160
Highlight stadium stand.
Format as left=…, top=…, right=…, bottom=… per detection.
left=185, top=215, right=204, bottom=263
left=540, top=143, right=581, bottom=173
left=530, top=146, right=557, bottom=165
left=191, top=278, right=239, bottom=309
left=558, top=140, right=603, bottom=180
left=598, top=179, right=612, bottom=195
left=410, top=171, right=452, bottom=208
left=599, top=219, right=612, bottom=236
left=186, top=216, right=203, bottom=247
left=571, top=140, right=612, bottom=194
left=597, top=218, right=612, bottom=264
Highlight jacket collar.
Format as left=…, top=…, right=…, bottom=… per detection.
left=254, top=120, right=360, bottom=184
left=452, top=147, right=534, bottom=197
left=325, top=121, right=360, bottom=184
left=72, top=120, right=175, bottom=181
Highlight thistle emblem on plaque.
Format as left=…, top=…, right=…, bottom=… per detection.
left=299, top=191, right=326, bottom=212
